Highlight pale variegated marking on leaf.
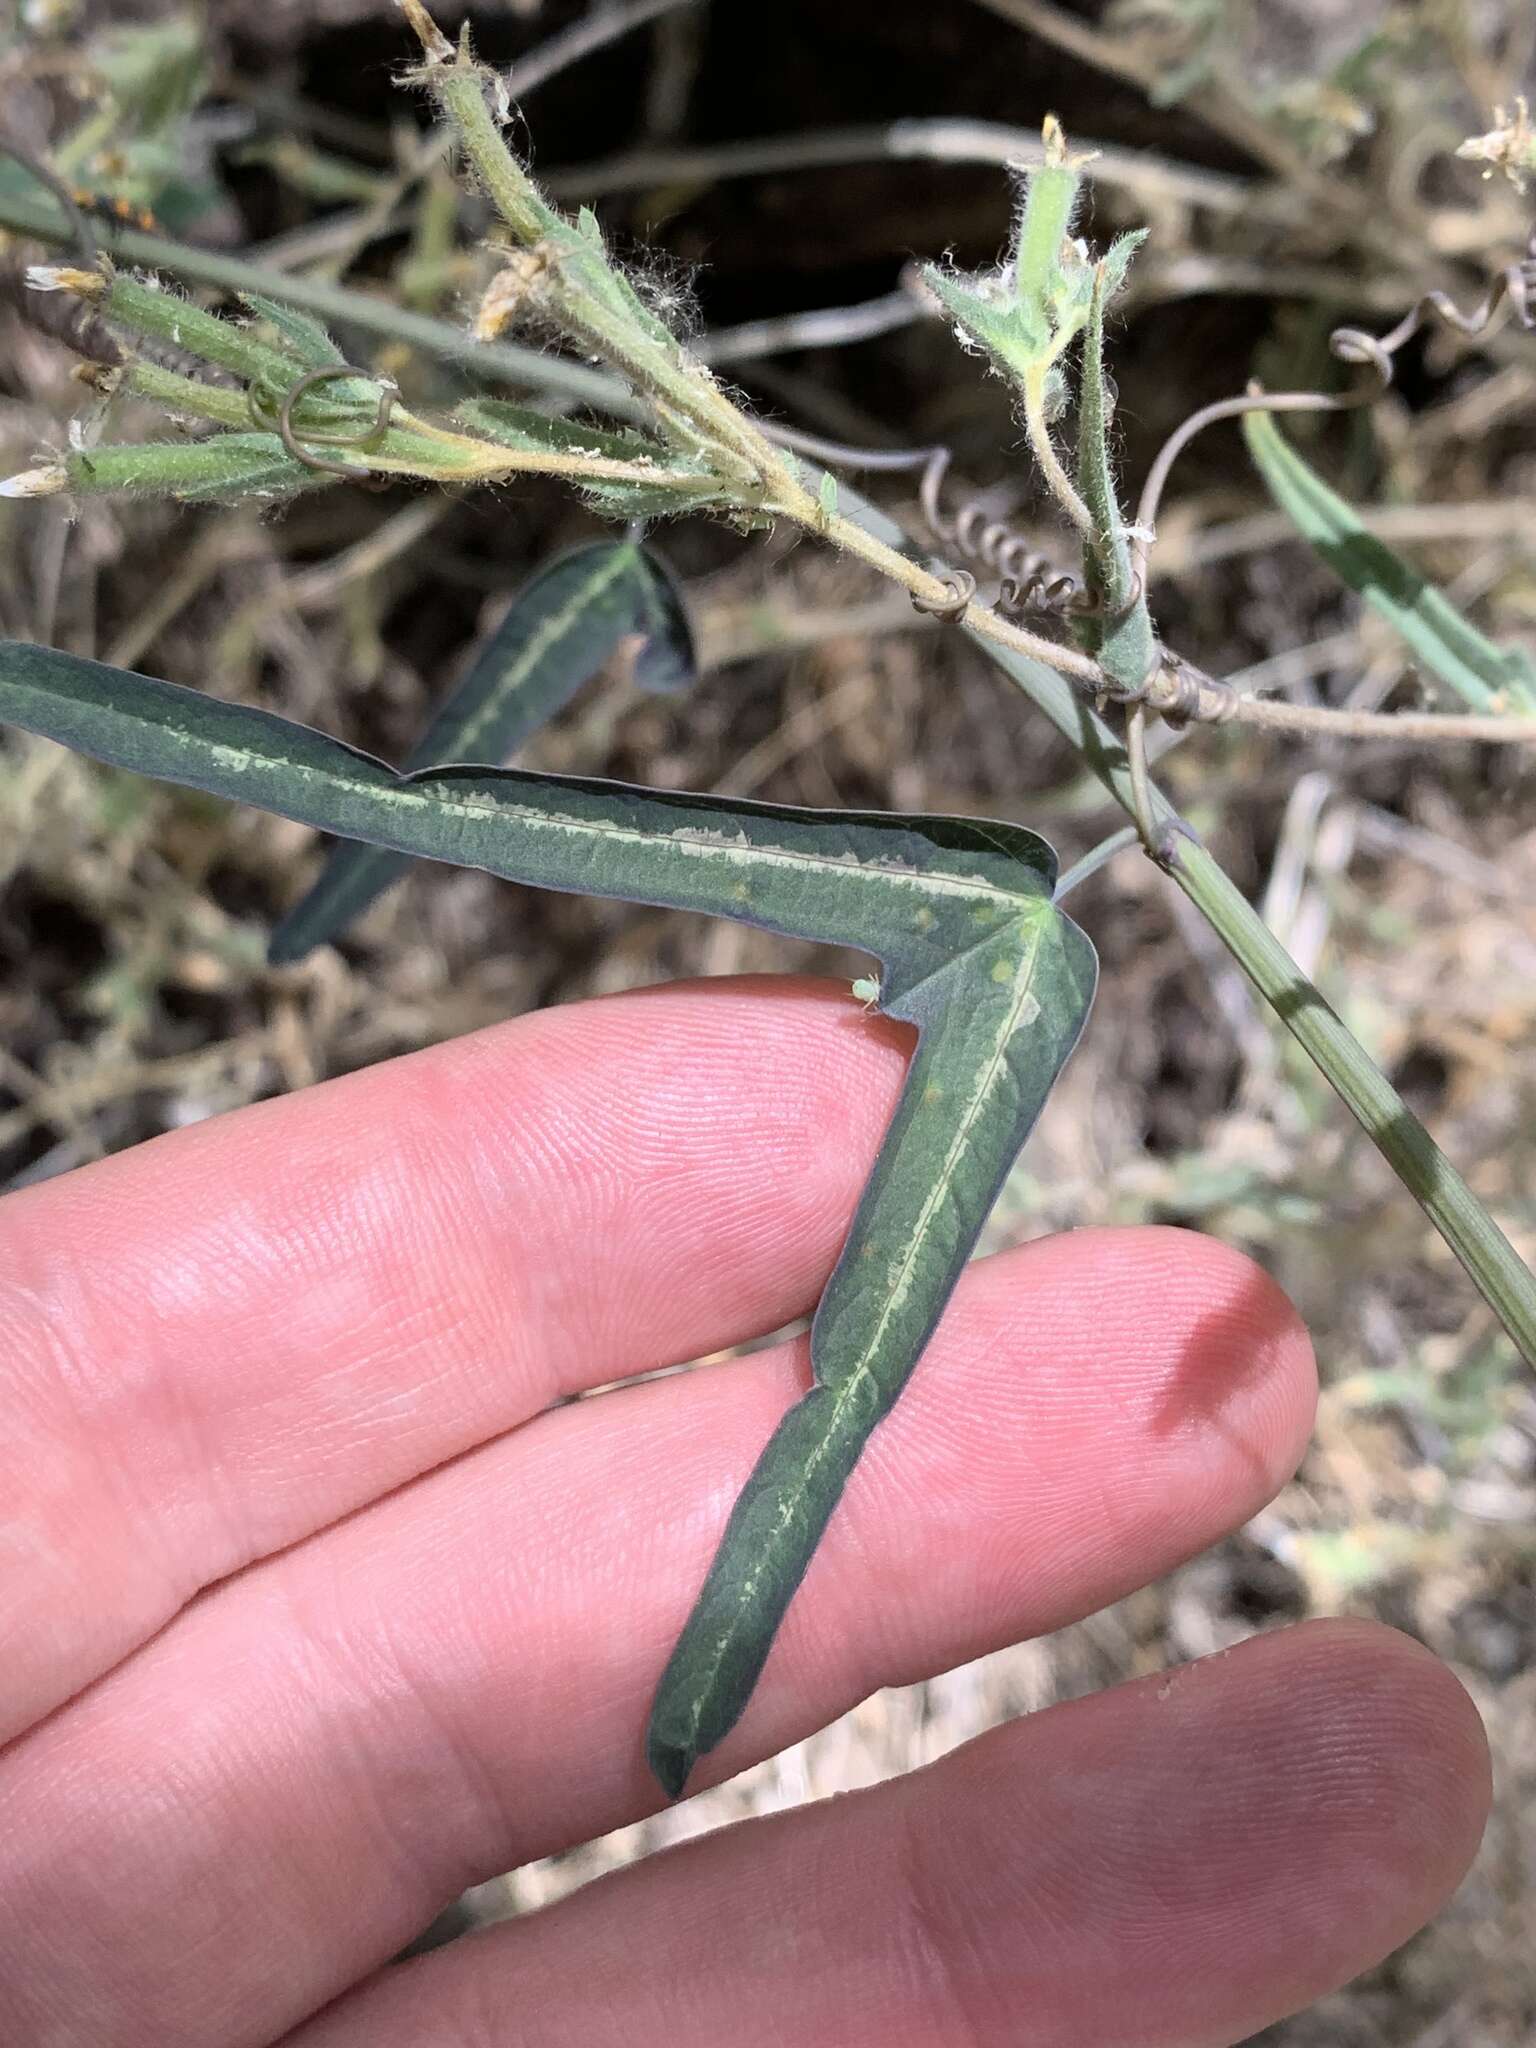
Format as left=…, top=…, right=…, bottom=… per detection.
left=448, top=546, right=636, bottom=762
left=0, top=639, right=1094, bottom=1801
left=656, top=925, right=1054, bottom=1763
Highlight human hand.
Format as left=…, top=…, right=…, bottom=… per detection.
left=0, top=978, right=1489, bottom=2047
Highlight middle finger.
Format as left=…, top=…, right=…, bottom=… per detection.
left=0, top=1228, right=1311, bottom=2048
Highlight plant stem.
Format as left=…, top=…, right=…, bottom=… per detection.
left=832, top=476, right=1536, bottom=1363
left=1125, top=702, right=1156, bottom=846
left=0, top=185, right=644, bottom=419
left=1024, top=371, right=1093, bottom=534
left=427, top=43, right=552, bottom=245
left=123, top=361, right=253, bottom=430
left=12, top=164, right=1536, bottom=754
left=403, top=8, right=794, bottom=491
left=817, top=503, right=1104, bottom=682
left=1168, top=832, right=1536, bottom=1362
left=1053, top=825, right=1139, bottom=899
left=1234, top=697, right=1536, bottom=744
left=1005, top=639, right=1536, bottom=1360
left=380, top=405, right=714, bottom=490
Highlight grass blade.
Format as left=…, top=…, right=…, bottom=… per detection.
left=268, top=541, right=696, bottom=962
left=1243, top=409, right=1536, bottom=713
left=965, top=622, right=1536, bottom=1372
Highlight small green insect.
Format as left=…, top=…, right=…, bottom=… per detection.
left=850, top=973, right=881, bottom=1012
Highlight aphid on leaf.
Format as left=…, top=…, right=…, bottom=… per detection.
left=850, top=973, right=881, bottom=1013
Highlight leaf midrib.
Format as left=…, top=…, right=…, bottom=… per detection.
left=424, top=785, right=1028, bottom=905
left=2, top=652, right=1044, bottom=919
left=844, top=932, right=1045, bottom=1377
left=237, top=739, right=1035, bottom=911
left=441, top=546, right=635, bottom=766
left=678, top=926, right=1048, bottom=1744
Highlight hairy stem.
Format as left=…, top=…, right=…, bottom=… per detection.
left=9, top=178, right=1536, bottom=750
left=1023, top=372, right=1093, bottom=534
left=0, top=185, right=644, bottom=418
left=402, top=3, right=794, bottom=493
left=121, top=361, right=254, bottom=431
left=423, top=37, right=557, bottom=244
left=1235, top=697, right=1536, bottom=743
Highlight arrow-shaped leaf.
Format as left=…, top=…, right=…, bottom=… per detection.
left=1243, top=409, right=1536, bottom=714
left=268, top=541, right=697, bottom=963
left=0, top=638, right=1096, bottom=1798
left=645, top=888, right=1094, bottom=1797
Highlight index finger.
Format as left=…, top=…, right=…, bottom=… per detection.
left=0, top=976, right=908, bottom=1742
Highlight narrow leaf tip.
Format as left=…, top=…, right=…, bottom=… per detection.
left=645, top=1728, right=695, bottom=1802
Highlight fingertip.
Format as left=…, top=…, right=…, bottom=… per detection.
left=1169, top=1222, right=1318, bottom=1461
left=972, top=1223, right=1318, bottom=1506
left=884, top=1615, right=1492, bottom=2046
left=1265, top=1616, right=1493, bottom=1901
left=1106, top=1222, right=1315, bottom=1375
left=280, top=1618, right=1495, bottom=2048
left=1117, top=1223, right=1317, bottom=1474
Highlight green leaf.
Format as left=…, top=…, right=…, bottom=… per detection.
left=268, top=542, right=696, bottom=962
left=99, top=274, right=301, bottom=389
left=1095, top=225, right=1145, bottom=307
left=63, top=433, right=320, bottom=504
left=100, top=278, right=377, bottom=432
left=239, top=293, right=347, bottom=368
left=647, top=888, right=1093, bottom=1796
left=0, top=638, right=1097, bottom=1797
left=919, top=131, right=1095, bottom=398
left=922, top=264, right=1034, bottom=374
left=452, top=399, right=670, bottom=466
left=625, top=549, right=697, bottom=696
left=578, top=473, right=736, bottom=520
left=1243, top=410, right=1536, bottom=714
left=454, top=400, right=729, bottom=517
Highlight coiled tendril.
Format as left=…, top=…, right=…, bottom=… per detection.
left=1330, top=226, right=1536, bottom=382
left=1136, top=227, right=1536, bottom=562
left=247, top=364, right=397, bottom=483
left=918, top=448, right=1094, bottom=622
